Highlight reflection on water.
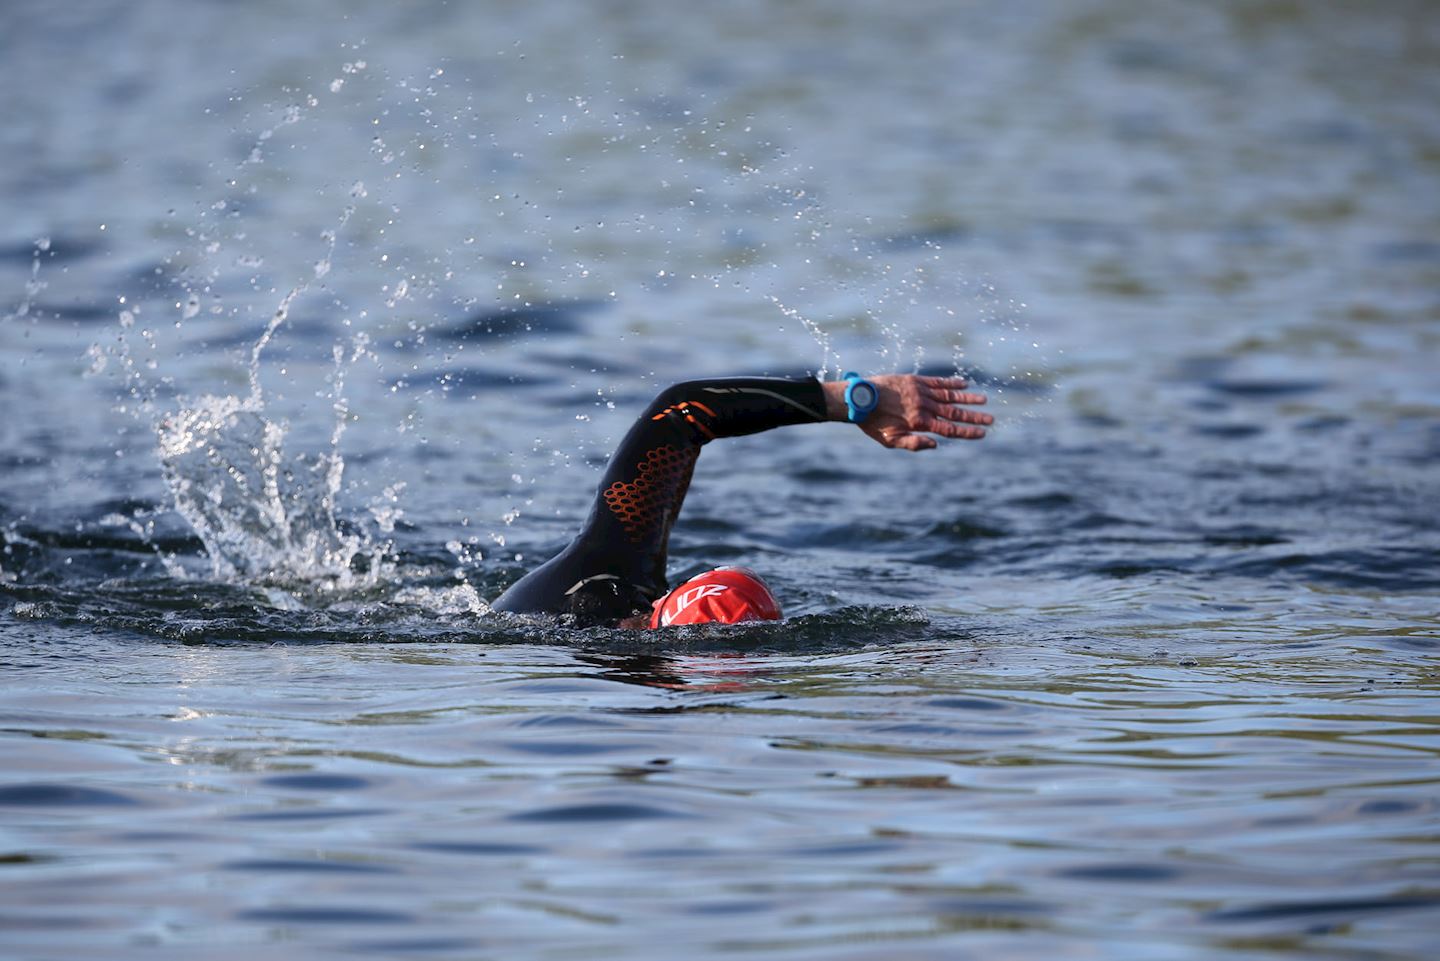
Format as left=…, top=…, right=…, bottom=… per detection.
left=2, top=637, right=1436, bottom=958
left=2, top=0, right=1439, bottom=958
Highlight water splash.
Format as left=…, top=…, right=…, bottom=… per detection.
left=768, top=295, right=835, bottom=381
left=86, top=60, right=499, bottom=612
left=157, top=367, right=385, bottom=594
left=153, top=208, right=399, bottom=596
left=4, top=237, right=50, bottom=322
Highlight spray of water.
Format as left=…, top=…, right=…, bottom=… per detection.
left=135, top=72, right=488, bottom=612
left=152, top=209, right=397, bottom=593
left=768, top=294, right=836, bottom=381
left=3, top=237, right=50, bottom=323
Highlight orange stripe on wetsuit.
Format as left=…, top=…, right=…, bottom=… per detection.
left=650, top=399, right=718, bottom=440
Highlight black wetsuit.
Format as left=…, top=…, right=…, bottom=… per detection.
left=491, top=376, right=828, bottom=625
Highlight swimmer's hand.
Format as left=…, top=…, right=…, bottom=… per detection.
left=822, top=374, right=991, bottom=451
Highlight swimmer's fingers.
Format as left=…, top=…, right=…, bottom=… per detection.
left=919, top=399, right=993, bottom=428
left=920, top=416, right=988, bottom=440
left=865, top=417, right=983, bottom=451
left=938, top=405, right=994, bottom=427
left=892, top=432, right=938, bottom=451
left=869, top=426, right=938, bottom=451
left=918, top=374, right=970, bottom=391
left=933, top=389, right=987, bottom=406
left=917, top=377, right=986, bottom=409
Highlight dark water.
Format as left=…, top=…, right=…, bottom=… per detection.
left=3, top=1, right=1439, bottom=958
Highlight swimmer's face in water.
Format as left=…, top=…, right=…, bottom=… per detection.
left=620, top=567, right=782, bottom=629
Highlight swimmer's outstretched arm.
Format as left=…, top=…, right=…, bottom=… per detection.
left=490, top=373, right=990, bottom=624
left=819, top=374, right=992, bottom=450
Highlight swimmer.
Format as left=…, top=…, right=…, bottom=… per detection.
left=491, top=373, right=991, bottom=628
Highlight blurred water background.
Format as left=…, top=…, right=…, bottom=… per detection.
left=2, top=0, right=1438, bottom=958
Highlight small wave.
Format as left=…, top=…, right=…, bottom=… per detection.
left=2, top=573, right=942, bottom=651
left=387, top=366, right=544, bottom=395
left=234, top=907, right=415, bottom=926
left=1205, top=378, right=1327, bottom=398
left=21, top=301, right=116, bottom=323
left=0, top=235, right=104, bottom=265
left=0, top=783, right=138, bottom=807
left=576, top=605, right=943, bottom=656
left=432, top=299, right=603, bottom=343
left=1212, top=546, right=1440, bottom=592
left=1205, top=892, right=1440, bottom=924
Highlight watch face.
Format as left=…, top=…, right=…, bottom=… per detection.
left=852, top=382, right=877, bottom=408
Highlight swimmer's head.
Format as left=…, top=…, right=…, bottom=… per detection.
left=648, top=566, right=782, bottom=628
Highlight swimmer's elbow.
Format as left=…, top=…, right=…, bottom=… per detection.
left=642, top=380, right=716, bottom=421
left=649, top=380, right=709, bottom=410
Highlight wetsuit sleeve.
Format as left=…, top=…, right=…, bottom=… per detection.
left=490, top=376, right=828, bottom=624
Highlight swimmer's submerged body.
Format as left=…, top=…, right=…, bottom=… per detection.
left=491, top=373, right=992, bottom=628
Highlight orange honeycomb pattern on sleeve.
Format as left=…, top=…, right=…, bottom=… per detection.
left=603, top=445, right=700, bottom=544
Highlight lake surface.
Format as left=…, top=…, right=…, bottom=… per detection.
left=2, top=1, right=1438, bottom=958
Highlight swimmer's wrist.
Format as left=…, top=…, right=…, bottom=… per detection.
left=821, top=381, right=849, bottom=421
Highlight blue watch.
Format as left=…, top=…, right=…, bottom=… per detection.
left=842, top=371, right=879, bottom=423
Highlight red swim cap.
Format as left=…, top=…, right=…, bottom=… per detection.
left=648, top=567, right=782, bottom=628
